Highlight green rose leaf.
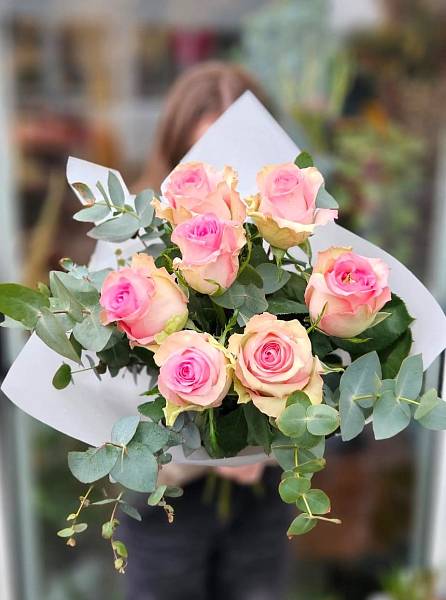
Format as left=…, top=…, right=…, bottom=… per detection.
left=279, top=272, right=307, bottom=303
left=379, top=329, right=413, bottom=379
left=339, top=352, right=381, bottom=441
left=257, top=263, right=291, bottom=294
left=0, top=283, right=49, bottom=329
left=306, top=404, right=340, bottom=436
left=297, top=489, right=331, bottom=514
left=315, top=186, right=339, bottom=209
left=52, top=363, right=72, bottom=390
left=72, top=306, right=114, bottom=352
left=108, top=171, right=125, bottom=207
left=36, top=307, right=81, bottom=362
left=88, top=213, right=141, bottom=243
left=73, top=203, right=110, bottom=223
left=279, top=476, right=311, bottom=503
left=373, top=382, right=411, bottom=440
left=110, top=441, right=158, bottom=493
left=333, top=294, right=413, bottom=356
left=135, top=189, right=155, bottom=228
left=111, top=416, right=140, bottom=446
left=415, top=389, right=446, bottom=430
left=242, top=402, right=273, bottom=453
left=395, top=354, right=423, bottom=401
left=138, top=397, right=166, bottom=423
left=68, top=445, right=120, bottom=483
left=294, top=151, right=314, bottom=168
left=287, top=513, right=317, bottom=536
left=267, top=298, right=308, bottom=316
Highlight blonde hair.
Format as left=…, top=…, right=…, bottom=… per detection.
left=136, top=61, right=271, bottom=191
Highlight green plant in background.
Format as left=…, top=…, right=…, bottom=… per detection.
left=381, top=567, right=437, bottom=600
left=333, top=122, right=425, bottom=267
left=242, top=0, right=352, bottom=152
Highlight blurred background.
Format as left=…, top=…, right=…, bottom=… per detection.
left=0, top=0, right=446, bottom=598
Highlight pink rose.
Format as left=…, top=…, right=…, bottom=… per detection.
left=304, top=247, right=391, bottom=338
left=100, top=254, right=188, bottom=348
left=247, top=163, right=337, bottom=249
left=228, top=313, right=323, bottom=418
left=154, top=330, right=232, bottom=425
left=171, top=213, right=246, bottom=295
left=153, top=162, right=246, bottom=226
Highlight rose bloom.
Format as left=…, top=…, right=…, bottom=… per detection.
left=228, top=313, right=323, bottom=418
left=153, top=162, right=246, bottom=226
left=154, top=330, right=232, bottom=425
left=247, top=163, right=337, bottom=250
left=305, top=247, right=391, bottom=338
left=100, top=253, right=188, bottom=348
left=171, top=212, right=246, bottom=295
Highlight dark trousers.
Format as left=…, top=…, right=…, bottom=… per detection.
left=121, top=467, right=292, bottom=600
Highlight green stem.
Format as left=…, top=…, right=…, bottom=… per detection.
left=211, top=301, right=226, bottom=330
left=237, top=234, right=252, bottom=277
left=400, top=397, right=420, bottom=406
left=353, top=394, right=376, bottom=402
left=208, top=409, right=219, bottom=457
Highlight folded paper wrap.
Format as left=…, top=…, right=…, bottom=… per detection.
left=2, top=92, right=446, bottom=466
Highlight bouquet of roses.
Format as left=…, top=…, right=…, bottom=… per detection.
left=1, top=98, right=445, bottom=574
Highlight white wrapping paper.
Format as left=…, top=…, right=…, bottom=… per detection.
left=2, top=92, right=446, bottom=467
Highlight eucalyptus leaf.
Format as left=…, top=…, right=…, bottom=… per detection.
left=277, top=403, right=307, bottom=438
left=132, top=421, right=170, bottom=453
left=111, top=416, right=140, bottom=446
left=147, top=485, right=167, bottom=506
left=52, top=363, right=72, bottom=390
left=72, top=182, right=96, bottom=203
left=120, top=502, right=142, bottom=521
left=315, top=185, right=339, bottom=209
left=339, top=352, right=381, bottom=441
left=296, top=489, right=331, bottom=514
left=135, top=189, right=155, bottom=228
left=36, top=307, right=81, bottom=362
left=306, top=404, right=340, bottom=436
left=257, top=263, right=290, bottom=294
left=68, top=445, right=120, bottom=483
left=110, top=441, right=158, bottom=493
left=373, top=387, right=411, bottom=440
left=73, top=306, right=114, bottom=352
left=108, top=171, right=125, bottom=207
left=50, top=273, right=84, bottom=322
left=395, top=354, right=423, bottom=401
left=287, top=513, right=317, bottom=536
left=88, top=213, right=140, bottom=243
left=279, top=476, right=310, bottom=503
left=182, top=422, right=201, bottom=450
left=415, top=389, right=446, bottom=430
left=73, top=203, right=110, bottom=223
